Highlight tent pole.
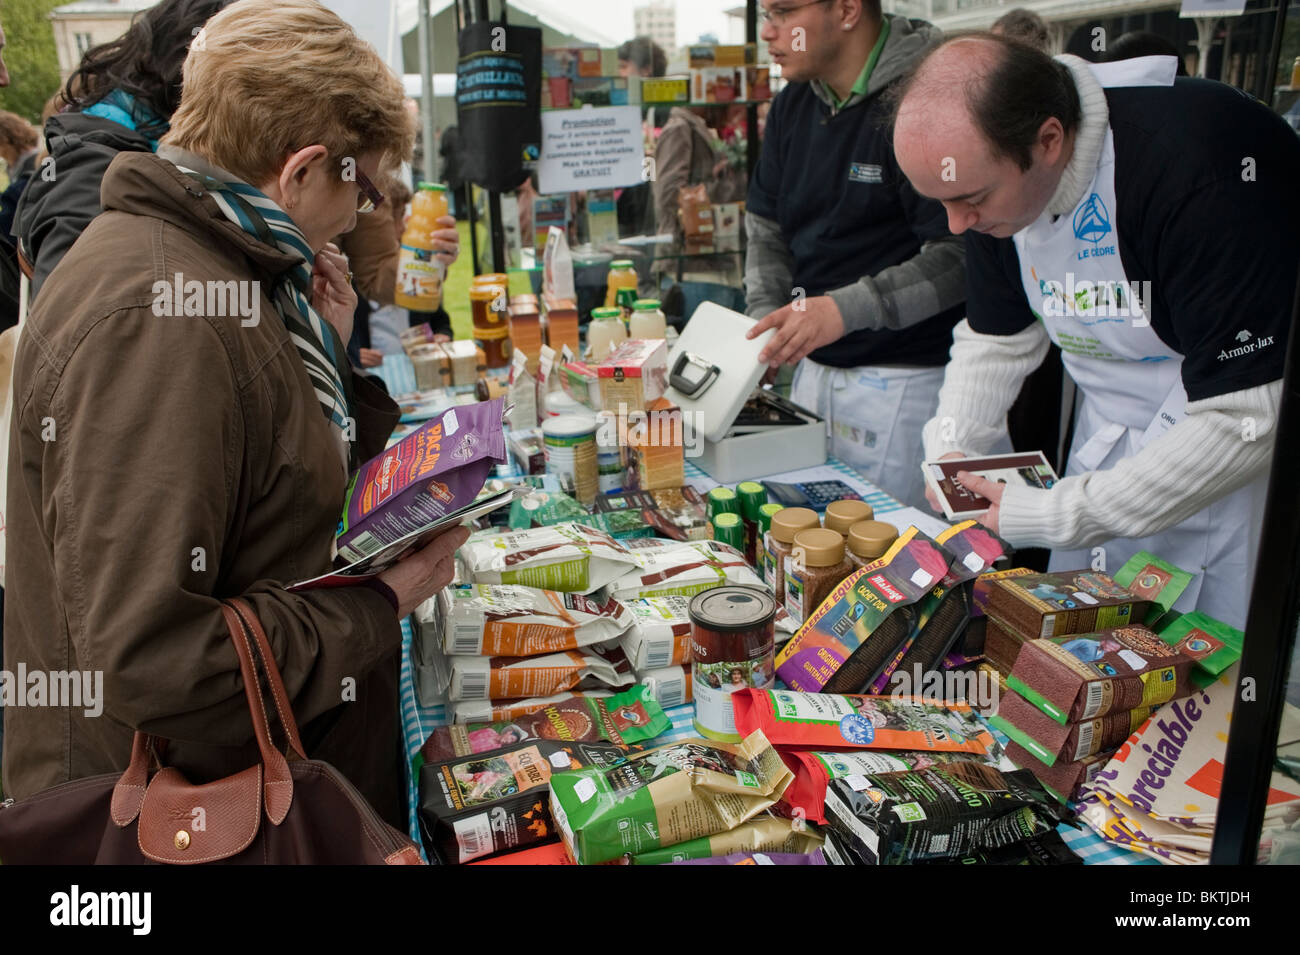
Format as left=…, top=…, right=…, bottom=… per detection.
left=417, top=0, right=437, bottom=184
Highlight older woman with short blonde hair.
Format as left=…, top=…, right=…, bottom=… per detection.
left=4, top=0, right=464, bottom=826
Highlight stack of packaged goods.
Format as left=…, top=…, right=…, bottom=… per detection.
left=541, top=293, right=580, bottom=356
left=508, top=294, right=543, bottom=375
left=609, top=537, right=782, bottom=707
left=773, top=523, right=1007, bottom=698
left=419, top=524, right=642, bottom=718
left=619, top=595, right=695, bottom=709
left=1076, top=666, right=1300, bottom=864
left=980, top=569, right=1151, bottom=675
left=415, top=686, right=671, bottom=864
left=991, top=555, right=1247, bottom=805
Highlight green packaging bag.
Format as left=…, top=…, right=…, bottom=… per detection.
left=1113, top=551, right=1195, bottom=627
left=1157, top=611, right=1243, bottom=687
left=549, top=729, right=792, bottom=864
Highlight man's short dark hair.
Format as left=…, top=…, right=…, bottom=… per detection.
left=1103, top=31, right=1188, bottom=76
left=890, top=32, right=1081, bottom=173
left=991, top=9, right=1050, bottom=52
left=617, top=36, right=667, bottom=78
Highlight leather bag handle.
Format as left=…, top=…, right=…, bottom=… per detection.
left=223, top=597, right=308, bottom=761
left=111, top=599, right=301, bottom=826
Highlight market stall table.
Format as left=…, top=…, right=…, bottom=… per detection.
left=397, top=458, right=1159, bottom=865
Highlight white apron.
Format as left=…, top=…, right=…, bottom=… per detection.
left=1010, top=55, right=1266, bottom=629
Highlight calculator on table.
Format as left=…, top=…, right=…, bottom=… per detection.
left=761, top=480, right=863, bottom=511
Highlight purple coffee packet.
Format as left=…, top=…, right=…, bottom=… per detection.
left=670, top=851, right=827, bottom=866
left=336, top=398, right=507, bottom=563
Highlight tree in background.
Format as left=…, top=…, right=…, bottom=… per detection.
left=0, top=0, right=64, bottom=123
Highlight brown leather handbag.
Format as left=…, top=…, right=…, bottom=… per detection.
left=0, top=598, right=424, bottom=865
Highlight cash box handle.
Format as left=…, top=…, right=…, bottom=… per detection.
left=670, top=351, right=720, bottom=397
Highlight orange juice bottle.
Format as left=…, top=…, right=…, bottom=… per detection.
left=395, top=182, right=449, bottom=310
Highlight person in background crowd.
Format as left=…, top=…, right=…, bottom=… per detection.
left=14, top=0, right=232, bottom=298
left=348, top=176, right=454, bottom=373
left=892, top=33, right=1300, bottom=628
left=1103, top=30, right=1188, bottom=75
left=654, top=103, right=747, bottom=321
left=742, top=0, right=967, bottom=510
left=618, top=35, right=669, bottom=239
left=0, top=111, right=39, bottom=242
left=4, top=0, right=467, bottom=824
left=990, top=8, right=1051, bottom=51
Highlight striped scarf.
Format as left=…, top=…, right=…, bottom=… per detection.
left=164, top=152, right=353, bottom=471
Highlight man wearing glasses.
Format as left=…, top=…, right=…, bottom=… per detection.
left=743, top=0, right=966, bottom=510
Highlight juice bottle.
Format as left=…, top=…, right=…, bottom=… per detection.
left=395, top=182, right=448, bottom=310
left=604, top=259, right=638, bottom=309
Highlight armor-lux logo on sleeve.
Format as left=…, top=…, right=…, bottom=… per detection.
left=848, top=163, right=882, bottom=184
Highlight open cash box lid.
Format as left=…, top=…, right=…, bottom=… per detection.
left=665, top=302, right=805, bottom=444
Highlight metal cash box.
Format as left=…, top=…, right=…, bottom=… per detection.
left=663, top=302, right=826, bottom=484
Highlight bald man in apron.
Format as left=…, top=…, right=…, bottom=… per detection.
left=888, top=36, right=1300, bottom=629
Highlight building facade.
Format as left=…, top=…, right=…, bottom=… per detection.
left=634, top=1, right=677, bottom=53
left=50, top=0, right=157, bottom=80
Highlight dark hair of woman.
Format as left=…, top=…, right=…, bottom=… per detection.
left=62, top=0, right=231, bottom=126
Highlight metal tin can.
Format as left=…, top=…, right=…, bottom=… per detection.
left=689, top=585, right=777, bottom=742
left=543, top=413, right=599, bottom=507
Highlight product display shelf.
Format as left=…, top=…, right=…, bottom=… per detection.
left=397, top=462, right=1157, bottom=865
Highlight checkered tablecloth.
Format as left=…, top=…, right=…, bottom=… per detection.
left=398, top=458, right=1157, bottom=865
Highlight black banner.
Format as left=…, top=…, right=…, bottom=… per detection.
left=456, top=20, right=542, bottom=193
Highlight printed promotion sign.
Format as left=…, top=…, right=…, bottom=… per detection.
left=538, top=105, right=645, bottom=195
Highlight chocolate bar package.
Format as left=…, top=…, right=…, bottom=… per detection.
left=822, top=762, right=1066, bottom=865
left=417, top=685, right=669, bottom=763
left=1112, top=551, right=1196, bottom=627
left=885, top=521, right=1011, bottom=684
left=336, top=398, right=507, bottom=563
left=1007, top=625, right=1195, bottom=725
left=549, top=730, right=793, bottom=864
left=1156, top=611, right=1243, bottom=684
left=732, top=689, right=996, bottom=755
left=418, top=738, right=627, bottom=864
left=992, top=690, right=1161, bottom=766
left=985, top=570, right=1150, bottom=641
left=632, top=814, right=823, bottom=865
left=984, top=614, right=1031, bottom=673
left=775, top=527, right=953, bottom=693
left=587, top=509, right=656, bottom=541
left=1005, top=740, right=1117, bottom=804
left=428, top=584, right=633, bottom=656
left=961, top=566, right=1036, bottom=656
